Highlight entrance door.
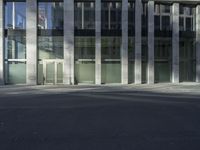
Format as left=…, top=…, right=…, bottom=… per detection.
left=43, top=60, right=63, bottom=85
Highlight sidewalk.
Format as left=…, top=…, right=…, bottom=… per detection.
left=0, top=83, right=200, bottom=98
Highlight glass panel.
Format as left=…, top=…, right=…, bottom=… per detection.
left=155, top=15, right=160, bottom=30
left=46, top=62, right=55, bottom=84
left=142, top=38, right=148, bottom=83
left=5, top=32, right=26, bottom=59
left=75, top=2, right=95, bottom=30
left=155, top=39, right=171, bottom=83
left=5, top=61, right=26, bottom=84
left=38, top=2, right=63, bottom=29
left=128, top=37, right=134, bottom=83
left=74, top=2, right=82, bottom=29
left=84, top=2, right=95, bottom=29
left=180, top=40, right=196, bottom=82
left=141, top=3, right=148, bottom=83
left=38, top=36, right=63, bottom=59
left=128, top=2, right=135, bottom=30
left=38, top=63, right=44, bottom=85
left=179, top=17, right=184, bottom=31
left=161, top=5, right=171, bottom=13
left=186, top=17, right=193, bottom=31
left=101, top=2, right=121, bottom=30
left=75, top=62, right=95, bottom=84
left=57, top=62, right=63, bottom=84
left=5, top=2, right=26, bottom=29
left=101, top=37, right=121, bottom=84
left=74, top=37, right=95, bottom=84
left=162, top=16, right=170, bottom=31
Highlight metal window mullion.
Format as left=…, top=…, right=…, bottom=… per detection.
left=82, top=3, right=84, bottom=29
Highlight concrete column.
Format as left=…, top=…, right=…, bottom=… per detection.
left=64, top=0, right=74, bottom=85
left=26, top=0, right=37, bottom=85
left=172, top=3, right=179, bottom=83
left=95, top=0, right=101, bottom=85
left=196, top=5, right=200, bottom=82
left=121, top=0, right=128, bottom=84
left=0, top=0, right=4, bottom=85
left=147, top=1, right=154, bottom=84
left=0, top=0, right=3, bottom=85
left=135, top=0, right=142, bottom=84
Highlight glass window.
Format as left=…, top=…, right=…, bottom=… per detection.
left=179, top=5, right=195, bottom=31
left=74, top=37, right=95, bottom=84
left=128, top=2, right=135, bottom=30
left=5, top=2, right=26, bottom=29
left=102, top=2, right=122, bottom=30
left=101, top=37, right=121, bottom=83
left=154, top=4, right=172, bottom=31
left=75, top=2, right=95, bottom=30
left=5, top=32, right=26, bottom=59
left=5, top=61, right=26, bottom=84
left=38, top=2, right=63, bottom=29
left=155, top=39, right=172, bottom=83
left=38, top=36, right=63, bottom=59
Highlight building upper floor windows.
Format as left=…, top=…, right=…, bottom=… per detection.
left=101, top=2, right=122, bottom=30
left=38, top=2, right=63, bottom=30
left=4, top=2, right=26, bottom=29
left=154, top=4, right=172, bottom=31
left=128, top=2, right=135, bottom=31
left=179, top=5, right=195, bottom=31
left=74, top=2, right=95, bottom=30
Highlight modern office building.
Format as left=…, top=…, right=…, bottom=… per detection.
left=0, top=0, right=200, bottom=85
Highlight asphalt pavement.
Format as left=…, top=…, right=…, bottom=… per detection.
left=0, top=84, right=200, bottom=150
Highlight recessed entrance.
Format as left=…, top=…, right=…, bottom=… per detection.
left=43, top=60, right=64, bottom=85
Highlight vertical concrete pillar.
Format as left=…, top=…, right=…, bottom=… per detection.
left=95, top=0, right=101, bottom=85
left=64, top=0, right=74, bottom=85
left=0, top=0, right=3, bottom=85
left=147, top=1, right=154, bottom=84
left=121, top=0, right=128, bottom=84
left=0, top=0, right=4, bottom=85
left=135, top=0, right=142, bottom=84
left=26, top=0, right=37, bottom=85
left=172, top=3, right=179, bottom=83
left=196, top=5, right=200, bottom=82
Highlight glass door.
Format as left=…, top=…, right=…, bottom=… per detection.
left=43, top=60, right=63, bottom=85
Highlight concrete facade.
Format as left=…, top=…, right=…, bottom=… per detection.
left=0, top=0, right=3, bottom=85
left=26, top=0, right=37, bottom=85
left=64, top=0, right=74, bottom=85
left=95, top=0, right=101, bottom=85
left=196, top=5, right=200, bottom=82
left=172, top=3, right=180, bottom=83
left=135, top=0, right=142, bottom=84
left=121, top=0, right=128, bottom=84
left=0, top=0, right=199, bottom=85
left=147, top=1, right=155, bottom=84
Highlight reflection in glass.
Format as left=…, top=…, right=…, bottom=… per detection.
left=75, top=2, right=95, bottom=30
left=74, top=37, right=95, bottom=84
left=5, top=61, right=26, bottom=84
left=142, top=3, right=148, bottom=83
left=128, top=2, right=135, bottom=30
left=128, top=37, right=135, bottom=83
left=5, top=2, right=26, bottom=29
left=155, top=39, right=171, bottom=82
left=4, top=32, right=26, bottom=59
left=38, top=2, right=63, bottom=29
left=102, top=2, right=122, bottom=30
left=38, top=36, right=63, bottom=59
left=179, top=5, right=195, bottom=31
left=180, top=39, right=196, bottom=82
left=154, top=4, right=171, bottom=31
left=102, top=37, right=121, bottom=83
